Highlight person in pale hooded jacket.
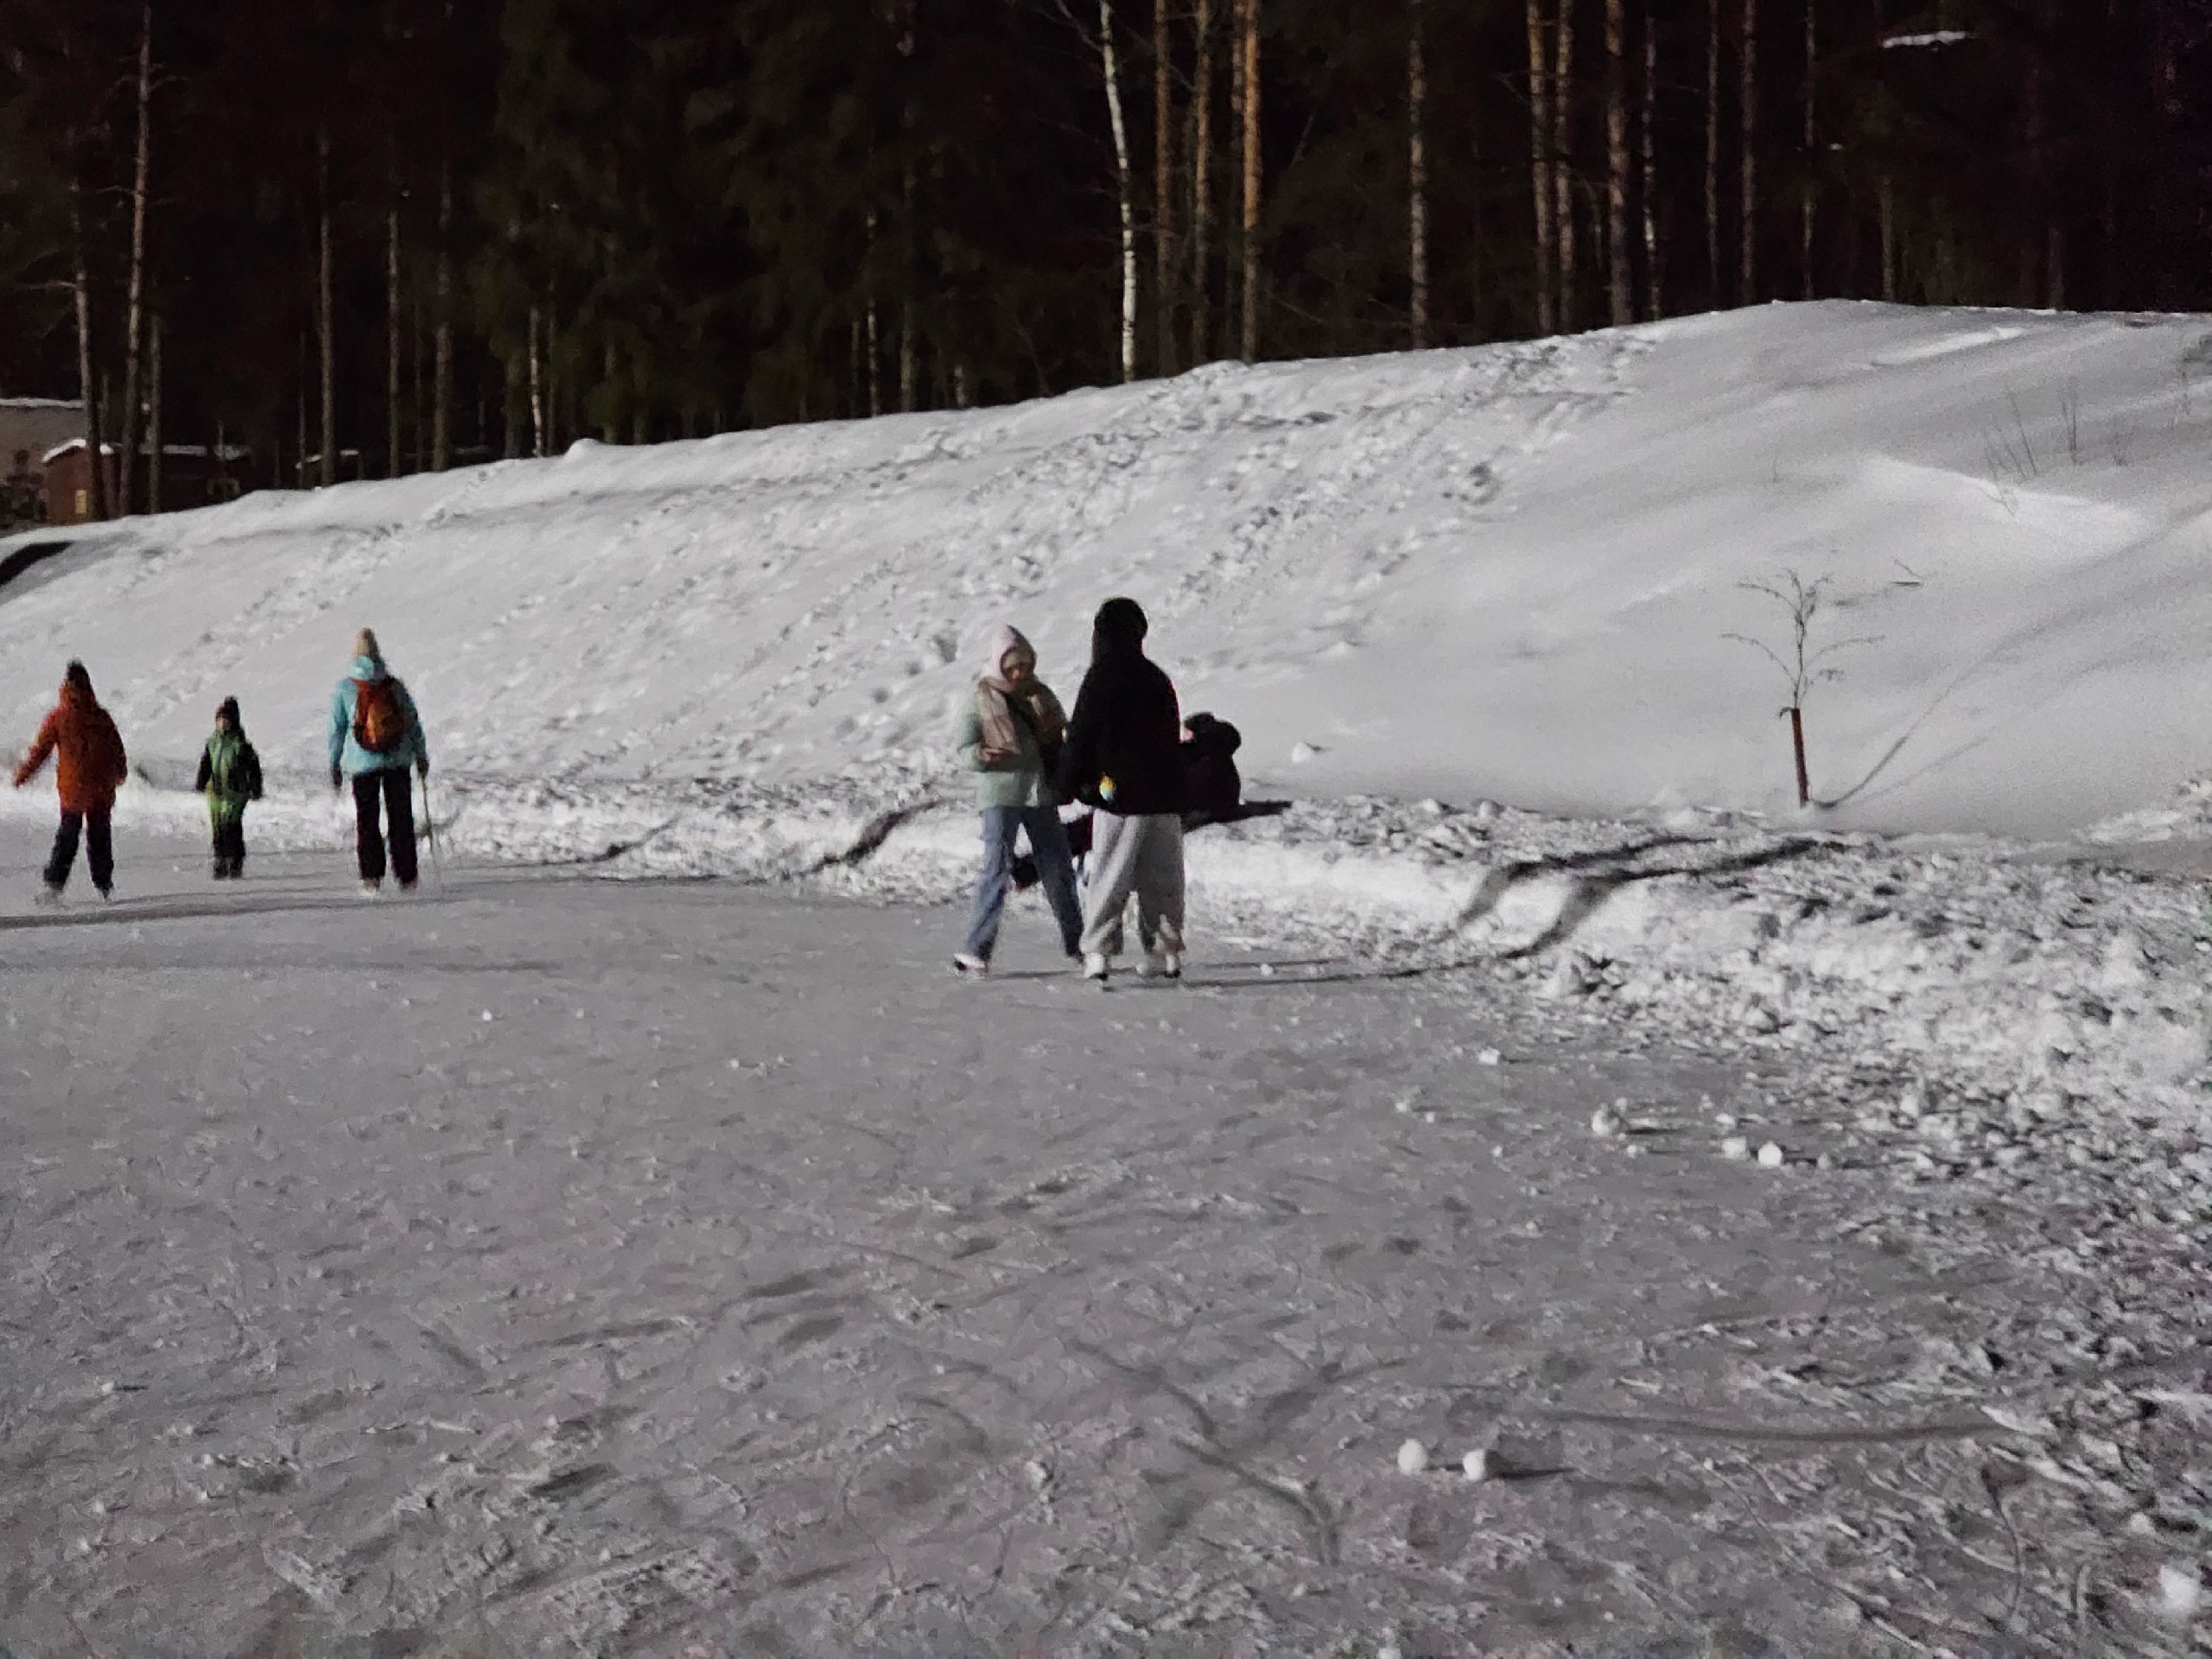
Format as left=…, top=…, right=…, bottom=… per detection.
left=950, top=625, right=1084, bottom=976
left=327, top=628, right=429, bottom=895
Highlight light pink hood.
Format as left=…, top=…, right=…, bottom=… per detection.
left=981, top=624, right=1035, bottom=685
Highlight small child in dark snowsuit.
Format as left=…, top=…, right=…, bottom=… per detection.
left=193, top=696, right=264, bottom=879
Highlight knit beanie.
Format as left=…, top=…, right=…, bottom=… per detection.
left=63, top=660, right=92, bottom=696
left=216, top=696, right=242, bottom=728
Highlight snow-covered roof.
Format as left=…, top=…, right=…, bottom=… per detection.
left=1882, top=29, right=1971, bottom=48
left=0, top=397, right=84, bottom=411
left=41, top=438, right=115, bottom=465
left=37, top=438, right=246, bottom=465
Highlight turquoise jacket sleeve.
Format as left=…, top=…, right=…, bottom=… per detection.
left=953, top=698, right=988, bottom=772
left=327, top=683, right=353, bottom=771
left=398, top=680, right=428, bottom=767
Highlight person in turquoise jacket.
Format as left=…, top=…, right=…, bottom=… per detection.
left=327, top=627, right=429, bottom=895
left=950, top=624, right=1084, bottom=976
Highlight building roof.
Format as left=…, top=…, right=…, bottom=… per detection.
left=40, top=438, right=248, bottom=465
left=157, top=443, right=252, bottom=461
left=42, top=438, right=115, bottom=464
left=1, top=397, right=85, bottom=411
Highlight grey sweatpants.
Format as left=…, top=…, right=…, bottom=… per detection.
left=1080, top=810, right=1185, bottom=958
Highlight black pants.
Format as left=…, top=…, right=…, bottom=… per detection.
left=46, top=810, right=113, bottom=893
left=211, top=818, right=246, bottom=878
left=352, top=768, right=417, bottom=886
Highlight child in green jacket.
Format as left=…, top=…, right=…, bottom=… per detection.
left=194, top=696, right=264, bottom=879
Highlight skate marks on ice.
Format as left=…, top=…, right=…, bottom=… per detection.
left=0, top=873, right=2206, bottom=1655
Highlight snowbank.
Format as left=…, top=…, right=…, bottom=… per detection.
left=5, top=300, right=2212, bottom=1112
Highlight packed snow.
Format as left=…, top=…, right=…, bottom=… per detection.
left=14, top=303, right=2212, bottom=1126
left=3, top=834, right=2205, bottom=1654
left=2, top=302, right=2209, bottom=1646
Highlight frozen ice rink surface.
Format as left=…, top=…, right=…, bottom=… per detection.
left=1, top=829, right=2202, bottom=1656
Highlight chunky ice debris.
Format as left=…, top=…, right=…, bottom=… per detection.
left=2158, top=1562, right=2202, bottom=1623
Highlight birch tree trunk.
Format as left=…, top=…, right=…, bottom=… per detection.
left=386, top=201, right=402, bottom=476
left=410, top=297, right=424, bottom=470
left=1879, top=174, right=1896, bottom=301
left=899, top=161, right=918, bottom=411
left=1154, top=0, right=1176, bottom=374
left=318, top=128, right=337, bottom=487
left=527, top=303, right=545, bottom=456
left=865, top=208, right=882, bottom=417
left=1553, top=0, right=1577, bottom=332
left=601, top=337, right=619, bottom=443
left=148, top=315, right=162, bottom=512
left=1228, top=9, right=1243, bottom=351
left=1528, top=0, right=1556, bottom=334
left=899, top=0, right=919, bottom=411
left=72, top=174, right=106, bottom=520
left=1408, top=0, right=1430, bottom=347
left=433, top=162, right=454, bottom=469
left=1605, top=0, right=1630, bottom=324
left=1800, top=0, right=1815, bottom=300
left=1190, top=0, right=1213, bottom=361
left=1738, top=0, right=1758, bottom=304
left=1100, top=0, right=1138, bottom=382
left=1705, top=0, right=1721, bottom=306
left=296, top=327, right=309, bottom=485
left=118, top=3, right=154, bottom=516
left=1642, top=0, right=1662, bottom=317
left=1236, top=0, right=1260, bottom=362
left=2029, top=0, right=2063, bottom=308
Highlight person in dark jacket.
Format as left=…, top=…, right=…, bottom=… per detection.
left=193, top=696, right=264, bottom=880
left=1179, top=711, right=1243, bottom=830
left=1055, top=596, right=1186, bottom=982
left=12, top=660, right=130, bottom=903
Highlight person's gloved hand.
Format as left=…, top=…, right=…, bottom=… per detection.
left=416, top=756, right=429, bottom=779
left=329, top=765, right=343, bottom=792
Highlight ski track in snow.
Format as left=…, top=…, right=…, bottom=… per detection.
left=0, top=836, right=2203, bottom=1656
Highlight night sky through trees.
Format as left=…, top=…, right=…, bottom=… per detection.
left=3, top=2, right=2209, bottom=505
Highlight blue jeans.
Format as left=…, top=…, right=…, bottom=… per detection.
left=963, top=807, right=1084, bottom=961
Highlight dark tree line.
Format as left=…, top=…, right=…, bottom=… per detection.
left=3, top=0, right=2208, bottom=513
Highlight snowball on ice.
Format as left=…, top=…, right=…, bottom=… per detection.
left=1395, top=1440, right=1429, bottom=1476
left=2158, top=1562, right=2202, bottom=1623
left=1721, top=1136, right=1751, bottom=1161
left=1461, top=1448, right=1491, bottom=1482
left=1758, top=1141, right=1786, bottom=1168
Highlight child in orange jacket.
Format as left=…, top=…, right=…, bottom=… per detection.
left=12, top=660, right=129, bottom=903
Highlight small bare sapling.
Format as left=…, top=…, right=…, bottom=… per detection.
left=1725, top=571, right=1878, bottom=808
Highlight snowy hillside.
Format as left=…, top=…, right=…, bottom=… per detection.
left=7, top=300, right=2212, bottom=838
left=8, top=302, right=2212, bottom=1115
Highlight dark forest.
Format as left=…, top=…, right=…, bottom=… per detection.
left=5, top=1, right=2209, bottom=509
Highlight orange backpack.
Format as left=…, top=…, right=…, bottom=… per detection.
left=352, top=677, right=407, bottom=754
